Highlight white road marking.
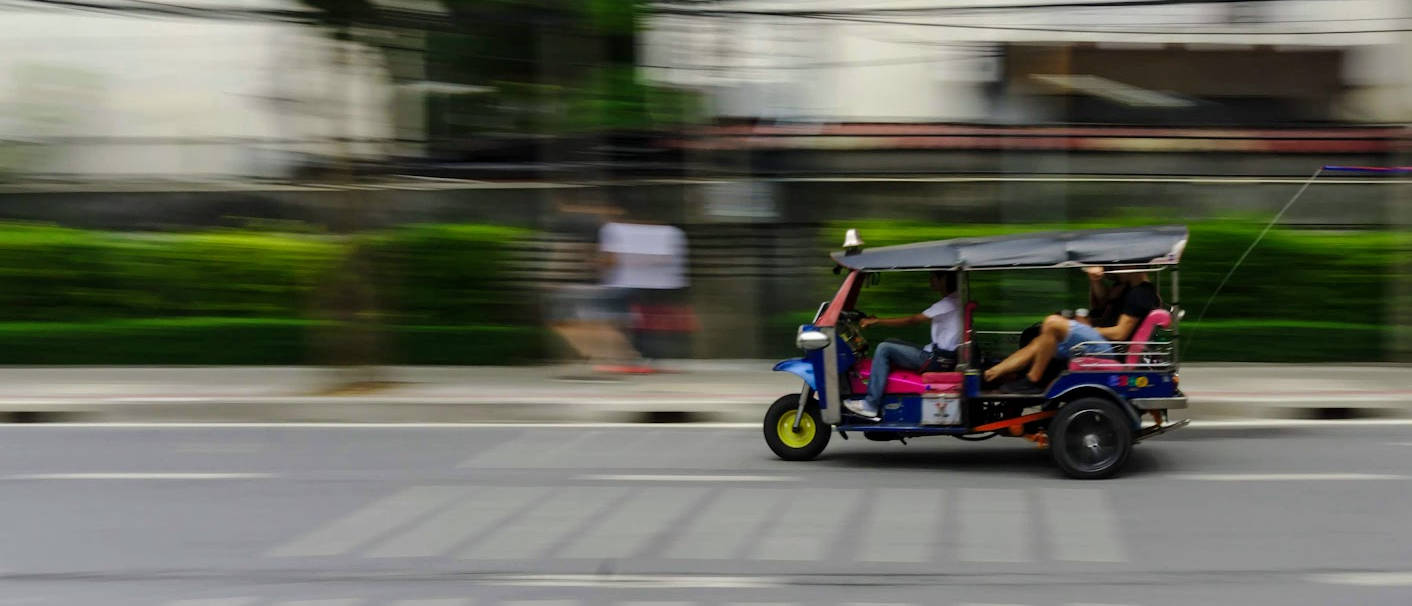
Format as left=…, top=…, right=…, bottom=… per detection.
left=165, top=599, right=259, bottom=606
left=4, top=473, right=273, bottom=480
left=857, top=488, right=944, bottom=563
left=1308, top=572, right=1412, bottom=586
left=460, top=486, right=622, bottom=560
left=1169, top=473, right=1407, bottom=481
left=621, top=602, right=698, bottom=606
left=267, top=486, right=469, bottom=557
left=275, top=601, right=363, bottom=606
left=663, top=488, right=784, bottom=559
left=958, top=488, right=1031, bottom=563
left=498, top=601, right=576, bottom=606
left=558, top=487, right=706, bottom=559
left=485, top=574, right=781, bottom=588
left=1188, top=419, right=1412, bottom=429
left=364, top=486, right=550, bottom=558
left=1067, top=603, right=1141, bottom=606
left=1041, top=489, right=1126, bottom=562
left=389, top=601, right=472, bottom=606
left=578, top=474, right=799, bottom=482
left=751, top=488, right=862, bottom=561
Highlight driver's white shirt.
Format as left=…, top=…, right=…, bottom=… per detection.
left=921, top=293, right=961, bottom=353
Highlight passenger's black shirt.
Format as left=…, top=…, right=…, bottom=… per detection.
left=1097, top=281, right=1160, bottom=331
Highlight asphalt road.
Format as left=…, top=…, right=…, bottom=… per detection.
left=0, top=422, right=1411, bottom=605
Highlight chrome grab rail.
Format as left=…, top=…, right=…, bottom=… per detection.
left=1068, top=340, right=1176, bottom=371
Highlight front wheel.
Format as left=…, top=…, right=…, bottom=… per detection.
left=763, top=394, right=831, bottom=461
left=1049, top=397, right=1134, bottom=479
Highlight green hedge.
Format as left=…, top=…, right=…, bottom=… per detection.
left=0, top=318, right=547, bottom=365
left=361, top=224, right=534, bottom=326
left=806, top=220, right=1408, bottom=362
left=0, top=223, right=545, bottom=365
left=0, top=224, right=343, bottom=321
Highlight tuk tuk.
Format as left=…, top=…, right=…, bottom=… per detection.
left=764, top=225, right=1190, bottom=479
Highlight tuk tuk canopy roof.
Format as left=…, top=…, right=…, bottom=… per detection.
left=830, top=225, right=1188, bottom=271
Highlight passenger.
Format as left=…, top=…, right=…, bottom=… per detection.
left=843, top=271, right=961, bottom=420
left=982, top=267, right=1160, bottom=395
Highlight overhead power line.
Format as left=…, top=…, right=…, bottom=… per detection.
left=673, top=12, right=1412, bottom=36
left=652, top=0, right=1352, bottom=16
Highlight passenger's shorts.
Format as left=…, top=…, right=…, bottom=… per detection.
left=1056, top=320, right=1112, bottom=359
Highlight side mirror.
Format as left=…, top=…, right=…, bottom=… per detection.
left=796, top=329, right=830, bottom=351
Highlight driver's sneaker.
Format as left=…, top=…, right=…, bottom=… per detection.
left=843, top=399, right=881, bottom=421
left=999, top=377, right=1044, bottom=395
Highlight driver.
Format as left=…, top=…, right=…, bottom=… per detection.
left=982, top=266, right=1160, bottom=394
left=844, top=271, right=960, bottom=420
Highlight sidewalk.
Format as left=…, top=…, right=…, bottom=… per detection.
left=0, top=362, right=1408, bottom=423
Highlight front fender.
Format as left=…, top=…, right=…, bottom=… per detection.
left=772, top=358, right=816, bottom=391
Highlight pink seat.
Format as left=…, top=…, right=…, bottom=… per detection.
left=852, top=364, right=963, bottom=394
left=1124, top=309, right=1172, bottom=365
left=1069, top=357, right=1124, bottom=371
left=1067, top=309, right=1173, bottom=371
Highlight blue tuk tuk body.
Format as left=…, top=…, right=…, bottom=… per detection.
left=763, top=226, right=1190, bottom=479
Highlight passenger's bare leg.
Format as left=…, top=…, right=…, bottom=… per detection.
left=983, top=341, right=1038, bottom=382
left=1024, top=315, right=1071, bottom=383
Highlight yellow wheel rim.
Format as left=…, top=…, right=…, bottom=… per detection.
left=777, top=410, right=817, bottom=449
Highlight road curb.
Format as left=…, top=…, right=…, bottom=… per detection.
left=0, top=396, right=1408, bottom=423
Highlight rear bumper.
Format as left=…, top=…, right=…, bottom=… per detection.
left=1131, top=396, right=1187, bottom=410
left=1135, top=417, right=1190, bottom=442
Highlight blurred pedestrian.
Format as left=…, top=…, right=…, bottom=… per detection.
left=598, top=215, right=694, bottom=372
left=544, top=193, right=642, bottom=379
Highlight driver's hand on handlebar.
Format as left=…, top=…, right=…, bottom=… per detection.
left=1084, top=266, right=1105, bottom=281
left=860, top=317, right=880, bottom=329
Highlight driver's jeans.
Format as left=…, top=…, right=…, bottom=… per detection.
left=866, top=342, right=929, bottom=407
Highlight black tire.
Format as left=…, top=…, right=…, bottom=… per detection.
left=763, top=393, right=831, bottom=461
left=1049, top=397, right=1134, bottom=479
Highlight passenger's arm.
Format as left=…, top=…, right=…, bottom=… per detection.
left=1096, top=314, right=1141, bottom=341
left=1086, top=267, right=1109, bottom=311
left=861, top=313, right=929, bottom=329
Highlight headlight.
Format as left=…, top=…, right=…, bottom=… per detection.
left=796, top=329, right=830, bottom=351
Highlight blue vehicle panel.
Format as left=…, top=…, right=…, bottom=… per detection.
left=787, top=323, right=857, bottom=411
left=835, top=424, right=972, bottom=435
left=963, top=372, right=982, bottom=398
left=879, top=395, right=923, bottom=424
left=1045, top=371, right=1179, bottom=401
left=772, top=358, right=816, bottom=391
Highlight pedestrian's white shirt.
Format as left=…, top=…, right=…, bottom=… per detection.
left=599, top=222, right=687, bottom=290
left=922, top=292, right=961, bottom=352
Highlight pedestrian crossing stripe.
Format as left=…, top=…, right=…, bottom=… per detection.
left=267, top=486, right=1129, bottom=565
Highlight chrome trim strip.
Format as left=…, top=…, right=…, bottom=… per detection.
left=821, top=327, right=841, bottom=425
left=1131, top=396, right=1187, bottom=410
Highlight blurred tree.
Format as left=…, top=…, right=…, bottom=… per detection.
left=294, top=0, right=698, bottom=143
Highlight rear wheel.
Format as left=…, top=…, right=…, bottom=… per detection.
left=763, top=394, right=831, bottom=461
left=1049, top=397, right=1133, bottom=479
